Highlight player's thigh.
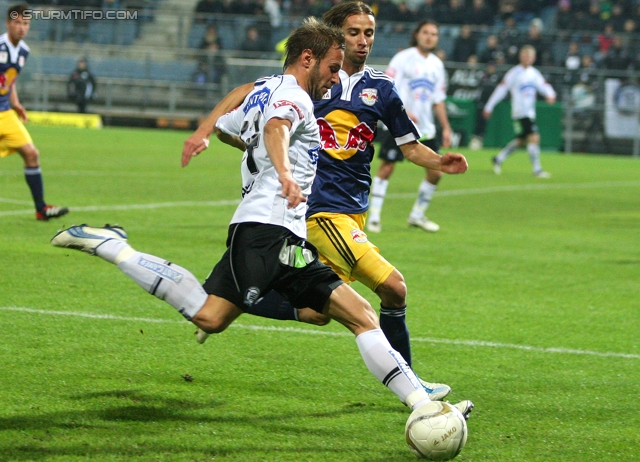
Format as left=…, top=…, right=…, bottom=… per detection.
left=0, top=110, right=32, bottom=158
left=307, top=212, right=380, bottom=284
left=351, top=247, right=396, bottom=293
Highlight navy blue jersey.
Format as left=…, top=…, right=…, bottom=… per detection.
left=0, top=33, right=29, bottom=112
left=307, top=66, right=420, bottom=217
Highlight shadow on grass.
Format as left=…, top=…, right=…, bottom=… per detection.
left=0, top=389, right=412, bottom=461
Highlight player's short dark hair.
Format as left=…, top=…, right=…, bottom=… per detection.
left=323, top=1, right=374, bottom=29
left=7, top=3, right=29, bottom=21
left=409, top=19, right=439, bottom=47
left=283, top=17, right=345, bottom=70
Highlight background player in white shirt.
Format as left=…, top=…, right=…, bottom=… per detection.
left=51, top=19, right=457, bottom=416
left=367, top=20, right=452, bottom=233
left=483, top=45, right=556, bottom=178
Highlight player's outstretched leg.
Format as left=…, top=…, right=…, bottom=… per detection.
left=51, top=225, right=209, bottom=321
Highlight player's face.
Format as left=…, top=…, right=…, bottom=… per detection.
left=6, top=15, right=31, bottom=44
left=415, top=23, right=439, bottom=54
left=308, top=46, right=343, bottom=100
left=341, top=14, right=375, bottom=73
left=520, top=49, right=536, bottom=66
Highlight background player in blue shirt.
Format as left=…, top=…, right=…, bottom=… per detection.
left=0, top=4, right=68, bottom=220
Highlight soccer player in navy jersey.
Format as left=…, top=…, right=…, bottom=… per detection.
left=182, top=2, right=470, bottom=405
left=1, top=4, right=68, bottom=220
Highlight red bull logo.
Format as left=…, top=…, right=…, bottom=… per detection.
left=317, top=109, right=375, bottom=160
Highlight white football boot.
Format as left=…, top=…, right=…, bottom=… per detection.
left=51, top=224, right=128, bottom=255
left=408, top=216, right=440, bottom=232
left=418, top=378, right=451, bottom=401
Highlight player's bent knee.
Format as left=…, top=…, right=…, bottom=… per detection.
left=375, top=269, right=407, bottom=306
left=297, top=307, right=331, bottom=326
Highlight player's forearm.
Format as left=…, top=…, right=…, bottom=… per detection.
left=433, top=101, right=450, bottom=131
left=399, top=141, right=442, bottom=171
left=198, top=82, right=254, bottom=138
left=9, top=86, right=21, bottom=108
left=264, top=118, right=293, bottom=177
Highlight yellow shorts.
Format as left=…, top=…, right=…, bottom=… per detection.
left=307, top=212, right=395, bottom=292
left=0, top=109, right=32, bottom=158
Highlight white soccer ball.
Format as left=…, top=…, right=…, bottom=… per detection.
left=405, top=401, right=468, bottom=460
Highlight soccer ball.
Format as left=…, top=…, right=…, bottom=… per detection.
left=405, top=401, right=468, bottom=460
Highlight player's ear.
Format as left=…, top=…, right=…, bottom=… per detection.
left=301, top=49, right=313, bottom=69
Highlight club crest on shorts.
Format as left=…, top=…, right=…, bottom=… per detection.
left=359, top=88, right=378, bottom=106
left=350, top=229, right=368, bottom=243
left=244, top=286, right=261, bottom=307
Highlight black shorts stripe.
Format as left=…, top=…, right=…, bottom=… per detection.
left=382, top=367, right=402, bottom=387
left=315, top=217, right=357, bottom=268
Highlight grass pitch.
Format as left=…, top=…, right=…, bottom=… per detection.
left=1, top=126, right=639, bottom=461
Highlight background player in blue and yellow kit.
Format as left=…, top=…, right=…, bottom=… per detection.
left=182, top=2, right=469, bottom=403
left=1, top=4, right=68, bottom=220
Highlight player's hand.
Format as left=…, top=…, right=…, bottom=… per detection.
left=546, top=96, right=556, bottom=105
left=279, top=173, right=306, bottom=208
left=440, top=152, right=468, bottom=174
left=482, top=110, right=491, bottom=120
left=13, top=104, right=28, bottom=122
left=182, top=132, right=210, bottom=167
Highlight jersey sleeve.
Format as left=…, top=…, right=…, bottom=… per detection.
left=380, top=81, right=421, bottom=145
left=535, top=70, right=556, bottom=99
left=483, top=68, right=513, bottom=113
left=215, top=107, right=244, bottom=137
left=432, top=62, right=447, bottom=105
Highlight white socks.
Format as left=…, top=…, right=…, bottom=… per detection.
left=356, top=328, right=430, bottom=409
left=527, top=143, right=542, bottom=173
left=96, top=240, right=208, bottom=320
left=495, top=139, right=519, bottom=164
left=369, top=177, right=389, bottom=224
left=409, top=179, right=437, bottom=221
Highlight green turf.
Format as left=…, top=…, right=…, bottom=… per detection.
left=1, top=126, right=639, bottom=461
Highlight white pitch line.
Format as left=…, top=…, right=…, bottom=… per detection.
left=2, top=306, right=638, bottom=360
left=3, top=180, right=639, bottom=218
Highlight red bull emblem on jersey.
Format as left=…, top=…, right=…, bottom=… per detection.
left=350, top=228, right=368, bottom=244
left=359, top=88, right=378, bottom=106
left=317, top=109, right=375, bottom=160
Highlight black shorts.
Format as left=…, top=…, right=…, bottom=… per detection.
left=377, top=130, right=440, bottom=163
left=513, top=118, right=538, bottom=139
left=202, top=222, right=343, bottom=313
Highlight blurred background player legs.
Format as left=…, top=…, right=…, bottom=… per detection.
left=368, top=130, right=441, bottom=233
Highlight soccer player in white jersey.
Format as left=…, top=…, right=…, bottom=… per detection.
left=367, top=20, right=452, bottom=233
left=1, top=4, right=68, bottom=220
left=50, top=19, right=458, bottom=418
left=483, top=45, right=556, bottom=178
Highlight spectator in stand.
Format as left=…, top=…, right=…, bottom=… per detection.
left=199, top=25, right=223, bottom=51
left=451, top=25, right=477, bottom=63
left=415, top=0, right=439, bottom=22
left=556, top=0, right=573, bottom=30
left=602, top=35, right=633, bottom=70
left=498, top=0, right=518, bottom=20
left=467, top=0, right=496, bottom=27
left=194, top=0, right=228, bottom=23
left=499, top=15, right=521, bottom=64
left=563, top=41, right=582, bottom=71
left=597, top=22, right=615, bottom=56
left=479, top=34, right=504, bottom=63
left=522, top=19, right=552, bottom=67
left=287, top=0, right=310, bottom=17
left=622, top=18, right=636, bottom=36
left=239, top=25, right=271, bottom=53
left=199, top=40, right=227, bottom=84
left=586, top=2, right=606, bottom=32
left=440, top=0, right=467, bottom=25
left=375, top=0, right=399, bottom=20
left=609, top=2, right=626, bottom=30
